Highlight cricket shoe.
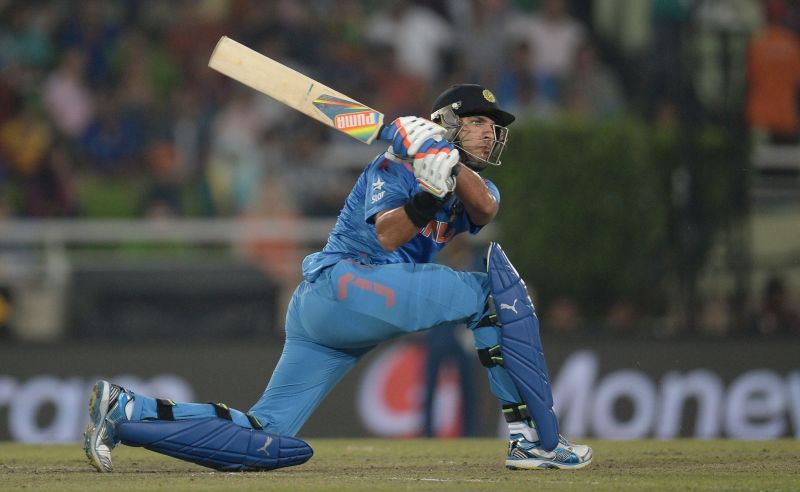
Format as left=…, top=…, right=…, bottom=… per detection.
left=506, top=434, right=592, bottom=470
left=83, top=380, right=129, bottom=472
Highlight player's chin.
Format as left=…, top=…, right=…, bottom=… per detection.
left=466, top=147, right=491, bottom=160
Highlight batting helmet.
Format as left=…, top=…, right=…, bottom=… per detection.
left=430, top=84, right=514, bottom=171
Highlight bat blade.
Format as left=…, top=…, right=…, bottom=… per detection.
left=208, top=36, right=385, bottom=144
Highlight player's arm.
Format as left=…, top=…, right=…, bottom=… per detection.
left=453, top=163, right=498, bottom=226
left=374, top=117, right=459, bottom=251
left=374, top=207, right=418, bottom=252
left=374, top=191, right=447, bottom=251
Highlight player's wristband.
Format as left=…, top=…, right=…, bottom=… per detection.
left=404, top=191, right=446, bottom=228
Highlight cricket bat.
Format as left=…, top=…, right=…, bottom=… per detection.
left=208, top=36, right=387, bottom=145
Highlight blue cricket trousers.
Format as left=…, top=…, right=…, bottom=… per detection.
left=126, top=260, right=522, bottom=436
left=249, top=260, right=521, bottom=435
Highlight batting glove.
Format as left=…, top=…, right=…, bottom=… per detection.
left=413, top=145, right=460, bottom=198
left=380, top=116, right=447, bottom=160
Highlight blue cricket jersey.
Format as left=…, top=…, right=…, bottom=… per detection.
left=302, top=153, right=500, bottom=281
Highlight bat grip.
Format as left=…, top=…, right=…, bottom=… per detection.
left=377, top=124, right=394, bottom=142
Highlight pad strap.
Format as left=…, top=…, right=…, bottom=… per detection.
left=502, top=403, right=530, bottom=423
left=477, top=344, right=503, bottom=367
left=246, top=413, right=264, bottom=430
left=209, top=402, right=232, bottom=421
left=156, top=399, right=176, bottom=421
left=476, top=312, right=499, bottom=328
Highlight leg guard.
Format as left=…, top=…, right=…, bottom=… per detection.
left=116, top=418, right=313, bottom=471
left=487, top=242, right=559, bottom=451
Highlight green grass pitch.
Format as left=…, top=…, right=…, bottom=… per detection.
left=1, top=439, right=799, bottom=491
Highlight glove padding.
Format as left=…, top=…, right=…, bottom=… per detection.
left=381, top=116, right=447, bottom=159
left=413, top=144, right=460, bottom=198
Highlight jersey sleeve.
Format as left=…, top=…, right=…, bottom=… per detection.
left=467, top=178, right=501, bottom=234
left=364, top=155, right=415, bottom=223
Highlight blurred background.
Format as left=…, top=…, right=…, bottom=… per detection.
left=0, top=0, right=798, bottom=443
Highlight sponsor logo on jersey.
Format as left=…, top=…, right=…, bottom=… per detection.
left=371, top=178, right=386, bottom=203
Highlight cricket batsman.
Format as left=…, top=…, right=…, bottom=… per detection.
left=84, top=84, right=593, bottom=472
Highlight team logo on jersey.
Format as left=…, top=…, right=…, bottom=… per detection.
left=420, top=220, right=454, bottom=244
left=482, top=89, right=496, bottom=103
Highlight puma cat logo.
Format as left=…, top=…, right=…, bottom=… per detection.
left=257, top=436, right=273, bottom=455
left=500, top=299, right=520, bottom=314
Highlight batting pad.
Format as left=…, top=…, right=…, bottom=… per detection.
left=117, top=417, right=313, bottom=471
left=487, top=242, right=559, bottom=451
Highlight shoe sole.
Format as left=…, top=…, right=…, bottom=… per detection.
left=505, top=450, right=593, bottom=470
left=83, top=381, right=112, bottom=473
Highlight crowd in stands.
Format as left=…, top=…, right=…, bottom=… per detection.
left=1, top=0, right=797, bottom=219
left=0, top=0, right=798, bottom=337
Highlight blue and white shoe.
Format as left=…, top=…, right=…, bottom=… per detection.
left=506, top=434, right=593, bottom=470
left=83, top=380, right=129, bottom=472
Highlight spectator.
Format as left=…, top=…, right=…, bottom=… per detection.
left=507, top=0, right=586, bottom=97
left=60, top=0, right=123, bottom=89
left=362, top=43, right=428, bottom=118
left=565, top=41, right=625, bottom=120
left=746, top=0, right=800, bottom=143
left=0, top=100, right=52, bottom=178
left=750, top=276, right=800, bottom=337
left=279, top=120, right=351, bottom=217
left=171, top=88, right=214, bottom=183
left=242, top=179, right=302, bottom=282
left=604, top=298, right=643, bottom=338
left=0, top=2, right=56, bottom=72
left=365, top=0, right=455, bottom=84
left=140, top=138, right=182, bottom=218
left=448, top=0, right=515, bottom=88
left=20, top=139, right=79, bottom=217
left=0, top=77, right=15, bottom=123
left=422, top=237, right=479, bottom=438
left=642, top=0, right=692, bottom=117
left=543, top=296, right=586, bottom=338
left=495, top=40, right=560, bottom=121
left=422, top=324, right=477, bottom=437
left=112, top=28, right=180, bottom=112
left=163, top=0, right=227, bottom=76
left=80, top=90, right=143, bottom=174
left=43, top=48, right=95, bottom=139
left=0, top=286, right=12, bottom=339
left=205, top=87, right=273, bottom=214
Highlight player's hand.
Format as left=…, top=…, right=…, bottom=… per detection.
left=413, top=145, right=460, bottom=198
left=381, top=116, right=447, bottom=159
